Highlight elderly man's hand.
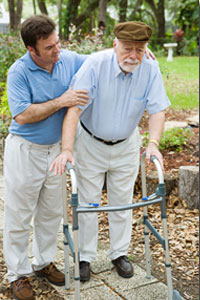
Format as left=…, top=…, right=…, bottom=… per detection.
left=146, top=143, right=164, bottom=173
left=49, top=149, right=75, bottom=176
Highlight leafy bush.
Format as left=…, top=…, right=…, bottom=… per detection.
left=0, top=33, right=26, bottom=84
left=0, top=83, right=10, bottom=116
left=0, top=34, right=26, bottom=120
left=0, top=115, right=10, bottom=140
left=142, top=127, right=193, bottom=152
left=61, top=27, right=114, bottom=54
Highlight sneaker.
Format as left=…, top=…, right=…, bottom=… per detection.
left=11, top=277, right=34, bottom=300
left=34, top=262, right=65, bottom=286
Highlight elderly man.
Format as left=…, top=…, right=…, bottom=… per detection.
left=50, top=21, right=170, bottom=281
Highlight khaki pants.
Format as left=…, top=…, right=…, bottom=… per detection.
left=74, top=126, right=141, bottom=262
left=3, top=134, right=62, bottom=282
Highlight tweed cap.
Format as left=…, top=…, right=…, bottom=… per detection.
left=114, top=21, right=152, bottom=42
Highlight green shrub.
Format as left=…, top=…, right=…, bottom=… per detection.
left=0, top=83, right=11, bottom=116
left=61, top=31, right=113, bottom=54
left=0, top=33, right=26, bottom=84
left=0, top=116, right=10, bottom=140
left=142, top=127, right=193, bottom=152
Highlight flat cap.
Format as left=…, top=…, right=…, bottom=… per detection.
left=114, top=21, right=152, bottom=42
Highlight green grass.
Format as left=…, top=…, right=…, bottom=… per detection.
left=157, top=56, right=199, bottom=109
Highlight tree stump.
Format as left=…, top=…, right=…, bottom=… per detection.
left=178, top=166, right=199, bottom=209
left=146, top=171, right=177, bottom=196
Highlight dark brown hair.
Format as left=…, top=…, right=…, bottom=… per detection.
left=21, top=14, right=56, bottom=48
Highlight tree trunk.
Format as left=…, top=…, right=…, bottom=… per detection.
left=119, top=0, right=128, bottom=22
left=73, top=0, right=99, bottom=31
left=8, top=0, right=23, bottom=31
left=8, top=0, right=15, bottom=31
left=37, top=0, right=48, bottom=15
left=145, top=0, right=165, bottom=44
left=156, top=0, right=165, bottom=41
left=57, top=0, right=62, bottom=38
left=16, top=0, right=23, bottom=28
left=128, top=0, right=143, bottom=21
left=32, top=0, right=37, bottom=14
left=98, top=0, right=108, bottom=29
left=64, top=0, right=81, bottom=39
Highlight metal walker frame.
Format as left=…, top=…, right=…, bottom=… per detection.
left=62, top=153, right=182, bottom=300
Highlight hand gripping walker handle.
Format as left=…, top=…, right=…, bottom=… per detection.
left=141, top=152, right=164, bottom=184
left=66, top=161, right=74, bottom=172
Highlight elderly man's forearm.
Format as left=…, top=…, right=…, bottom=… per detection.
left=61, top=106, right=82, bottom=152
left=148, top=111, right=165, bottom=142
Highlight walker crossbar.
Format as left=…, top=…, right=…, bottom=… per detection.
left=76, top=198, right=162, bottom=213
left=63, top=155, right=182, bottom=300
left=63, top=224, right=74, bottom=257
left=143, top=216, right=166, bottom=249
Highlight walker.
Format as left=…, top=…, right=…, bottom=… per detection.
left=62, top=152, right=182, bottom=300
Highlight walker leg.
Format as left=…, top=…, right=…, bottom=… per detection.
left=71, top=195, right=80, bottom=300
left=141, top=159, right=151, bottom=278
left=143, top=208, right=151, bottom=278
left=62, top=174, right=71, bottom=289
left=161, top=198, right=175, bottom=300
left=64, top=242, right=71, bottom=289
left=74, top=230, right=80, bottom=300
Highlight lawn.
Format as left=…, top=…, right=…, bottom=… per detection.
left=157, top=56, right=199, bottom=110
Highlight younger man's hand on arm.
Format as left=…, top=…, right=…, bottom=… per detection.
left=145, top=46, right=156, bottom=60
left=15, top=88, right=89, bottom=124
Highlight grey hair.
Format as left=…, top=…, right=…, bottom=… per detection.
left=114, top=37, right=119, bottom=47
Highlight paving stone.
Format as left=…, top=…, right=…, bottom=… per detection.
left=164, top=121, right=188, bottom=130
left=102, top=264, right=158, bottom=292
left=119, top=282, right=169, bottom=300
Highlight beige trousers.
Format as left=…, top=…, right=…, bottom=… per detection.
left=74, top=126, right=141, bottom=262
left=3, top=134, right=63, bottom=282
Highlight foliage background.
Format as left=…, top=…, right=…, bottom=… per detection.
left=0, top=0, right=199, bottom=140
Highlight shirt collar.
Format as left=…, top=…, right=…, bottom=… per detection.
left=25, top=50, right=62, bottom=72
left=113, top=52, right=123, bottom=78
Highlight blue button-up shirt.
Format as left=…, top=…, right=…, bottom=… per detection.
left=7, top=50, right=86, bottom=144
left=72, top=49, right=170, bottom=141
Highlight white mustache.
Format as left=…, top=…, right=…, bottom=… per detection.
left=124, top=59, right=139, bottom=64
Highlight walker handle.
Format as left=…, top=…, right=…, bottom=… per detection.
left=66, top=161, right=74, bottom=172
left=66, top=161, right=77, bottom=194
left=150, top=155, right=157, bottom=162
left=141, top=152, right=164, bottom=184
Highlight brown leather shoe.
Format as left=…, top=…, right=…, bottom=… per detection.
left=79, top=261, right=90, bottom=282
left=11, top=277, right=34, bottom=300
left=112, top=255, right=134, bottom=278
left=34, top=262, right=65, bottom=286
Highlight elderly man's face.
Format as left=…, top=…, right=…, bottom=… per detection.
left=113, top=39, right=146, bottom=73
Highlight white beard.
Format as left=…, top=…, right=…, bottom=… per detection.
left=119, top=58, right=140, bottom=73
